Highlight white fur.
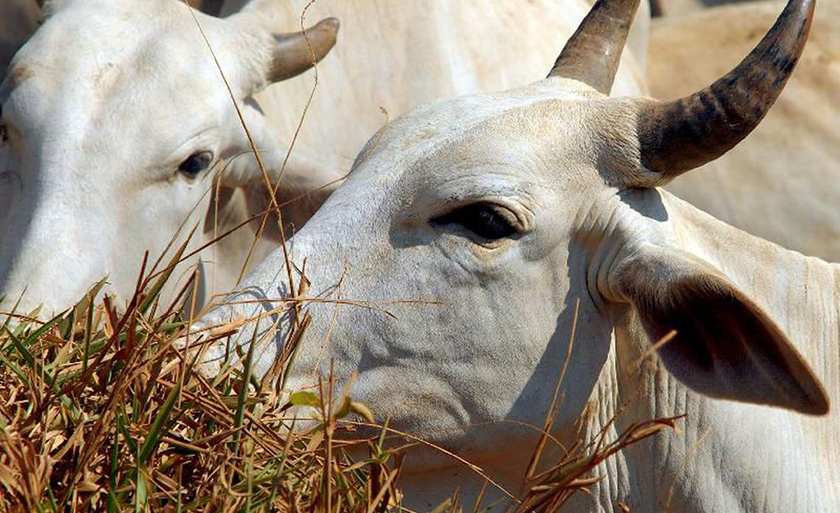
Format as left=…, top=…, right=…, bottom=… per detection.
left=193, top=76, right=839, bottom=512
left=0, top=0, right=647, bottom=316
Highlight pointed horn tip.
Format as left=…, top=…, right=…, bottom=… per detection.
left=636, top=0, right=815, bottom=180
left=310, top=17, right=340, bottom=55
left=262, top=17, right=340, bottom=84
left=315, top=17, right=340, bottom=33
left=307, top=17, right=340, bottom=46
left=548, top=0, right=642, bottom=94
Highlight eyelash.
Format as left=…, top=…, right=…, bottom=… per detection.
left=430, top=203, right=519, bottom=240
left=178, top=151, right=214, bottom=177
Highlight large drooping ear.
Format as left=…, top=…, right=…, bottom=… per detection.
left=216, top=107, right=344, bottom=228
left=610, top=243, right=829, bottom=415
left=220, top=106, right=345, bottom=192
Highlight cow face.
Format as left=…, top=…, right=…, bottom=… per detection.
left=192, top=76, right=826, bottom=460
left=191, top=0, right=826, bottom=480
left=0, top=0, right=337, bottom=315
left=191, top=82, right=621, bottom=464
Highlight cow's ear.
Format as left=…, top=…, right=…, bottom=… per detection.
left=611, top=244, right=829, bottom=416
left=220, top=107, right=344, bottom=193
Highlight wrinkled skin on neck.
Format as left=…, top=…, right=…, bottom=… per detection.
left=192, top=77, right=839, bottom=510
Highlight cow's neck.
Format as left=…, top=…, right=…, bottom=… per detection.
left=398, top=190, right=840, bottom=511
left=590, top=190, right=840, bottom=513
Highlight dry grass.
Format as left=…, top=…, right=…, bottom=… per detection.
left=0, top=260, right=406, bottom=512
left=0, top=261, right=681, bottom=512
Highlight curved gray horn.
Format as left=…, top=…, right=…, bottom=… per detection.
left=548, top=0, right=641, bottom=95
left=637, top=0, right=814, bottom=178
left=266, top=17, right=339, bottom=83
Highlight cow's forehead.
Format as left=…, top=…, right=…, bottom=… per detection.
left=351, top=80, right=615, bottom=194
left=10, top=0, right=224, bottom=101
left=2, top=0, right=243, bottom=174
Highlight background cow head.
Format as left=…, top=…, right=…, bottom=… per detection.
left=0, top=0, right=338, bottom=316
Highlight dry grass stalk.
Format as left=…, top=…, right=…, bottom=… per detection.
left=0, top=266, right=404, bottom=512
left=0, top=275, right=681, bottom=513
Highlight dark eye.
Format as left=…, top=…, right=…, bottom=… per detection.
left=178, top=151, right=213, bottom=177
left=0, top=107, right=6, bottom=143
left=431, top=203, right=519, bottom=240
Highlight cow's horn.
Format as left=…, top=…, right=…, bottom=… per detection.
left=266, top=18, right=339, bottom=83
left=636, top=0, right=814, bottom=178
left=548, top=0, right=641, bottom=95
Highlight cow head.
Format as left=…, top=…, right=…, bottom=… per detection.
left=0, top=0, right=339, bottom=315
left=191, top=0, right=826, bottom=494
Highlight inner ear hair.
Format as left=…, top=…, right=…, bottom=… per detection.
left=613, top=244, right=829, bottom=416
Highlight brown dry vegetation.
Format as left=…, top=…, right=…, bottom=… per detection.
left=0, top=253, right=406, bottom=512
left=0, top=252, right=679, bottom=512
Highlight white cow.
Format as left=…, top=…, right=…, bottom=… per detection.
left=191, top=0, right=839, bottom=510
left=0, top=0, right=649, bottom=317
left=0, top=0, right=342, bottom=316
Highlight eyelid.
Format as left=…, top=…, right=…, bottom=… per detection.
left=165, top=127, right=219, bottom=164
left=436, top=199, right=531, bottom=228
left=486, top=203, right=520, bottom=226
left=431, top=202, right=521, bottom=240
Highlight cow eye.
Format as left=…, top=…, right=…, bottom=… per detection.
left=178, top=151, right=213, bottom=177
left=431, top=203, right=519, bottom=240
left=0, top=107, right=6, bottom=143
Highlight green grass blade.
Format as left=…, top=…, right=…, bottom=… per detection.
left=139, top=225, right=197, bottom=315
left=0, top=352, right=30, bottom=388
left=3, top=326, right=55, bottom=390
left=138, top=382, right=180, bottom=465
left=24, top=311, right=68, bottom=348
left=108, top=418, right=121, bottom=513
left=135, top=468, right=148, bottom=513
left=231, top=319, right=260, bottom=456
